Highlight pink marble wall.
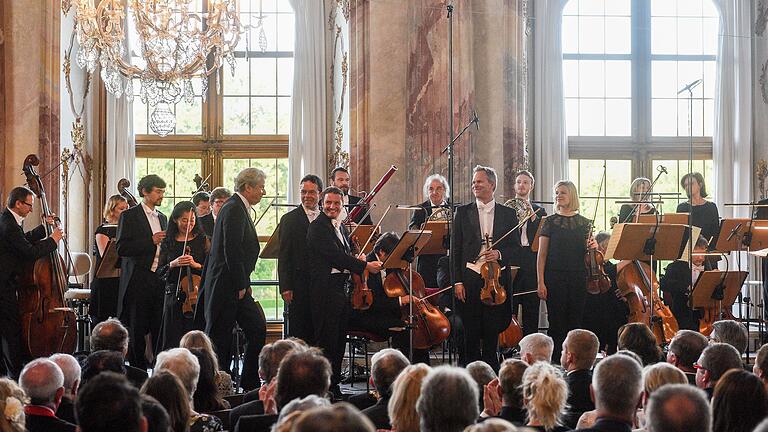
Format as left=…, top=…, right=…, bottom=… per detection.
left=0, top=1, right=5, bottom=203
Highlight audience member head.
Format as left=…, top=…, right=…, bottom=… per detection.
left=710, top=319, right=748, bottom=355
left=519, top=333, right=554, bottom=365
left=498, top=359, right=528, bottom=409
left=464, top=418, right=519, bottom=432
left=81, top=350, right=127, bottom=386
left=140, top=395, right=170, bottom=432
left=561, top=329, right=599, bottom=371
left=592, top=353, right=643, bottom=421
left=140, top=371, right=191, bottom=432
left=641, top=363, right=687, bottom=407
left=614, top=349, right=643, bottom=365
left=274, top=349, right=331, bottom=410
left=617, top=323, right=662, bottom=365
left=292, top=403, right=375, bottom=432
left=695, top=342, right=742, bottom=390
left=258, top=339, right=305, bottom=383
left=49, top=353, right=81, bottom=400
left=19, top=358, right=64, bottom=409
left=0, top=378, right=26, bottom=432
left=417, top=366, right=479, bottom=432
left=521, top=362, right=568, bottom=430
left=754, top=343, right=768, bottom=389
left=646, top=384, right=710, bottom=432
left=274, top=394, right=331, bottom=432
left=466, top=360, right=497, bottom=409
left=387, top=364, right=430, bottom=432
left=711, top=369, right=768, bottom=432
left=370, top=348, right=410, bottom=399
left=667, top=329, right=708, bottom=372
left=188, top=348, right=227, bottom=412
left=155, top=348, right=200, bottom=401
left=77, top=372, right=147, bottom=432
left=91, top=318, right=130, bottom=355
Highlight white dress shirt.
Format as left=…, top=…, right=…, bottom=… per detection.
left=8, top=208, right=24, bottom=227
left=304, top=206, right=320, bottom=223
left=339, top=194, right=350, bottom=222
left=476, top=199, right=496, bottom=252
left=331, top=218, right=350, bottom=274
left=141, top=202, right=163, bottom=272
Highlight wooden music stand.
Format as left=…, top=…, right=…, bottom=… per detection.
left=419, top=221, right=448, bottom=255
left=605, top=223, right=690, bottom=261
left=349, top=224, right=378, bottom=255
left=715, top=219, right=768, bottom=252
left=382, top=231, right=433, bottom=270
left=637, top=212, right=689, bottom=225
left=95, top=240, right=120, bottom=279
left=691, top=270, right=747, bottom=313
left=260, top=224, right=280, bottom=259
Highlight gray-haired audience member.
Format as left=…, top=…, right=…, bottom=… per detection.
left=363, top=348, right=410, bottom=429
left=292, top=402, right=375, bottom=432
left=519, top=333, right=554, bottom=365
left=466, top=361, right=497, bottom=411
left=417, top=366, right=479, bottom=432
left=694, top=342, right=742, bottom=399
left=274, top=349, right=332, bottom=411
left=666, top=329, right=708, bottom=385
left=76, top=372, right=147, bottom=432
left=155, top=348, right=201, bottom=401
left=578, top=353, right=642, bottom=431
left=50, top=353, right=81, bottom=425
left=645, top=384, right=711, bottom=432
left=710, top=319, right=748, bottom=355
left=19, top=358, right=76, bottom=432
left=274, top=394, right=331, bottom=431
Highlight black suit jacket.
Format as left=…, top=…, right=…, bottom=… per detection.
left=200, top=212, right=215, bottom=238
left=126, top=364, right=148, bottom=388
left=277, top=206, right=312, bottom=294
left=202, top=195, right=260, bottom=327
left=234, top=414, right=278, bottom=432
left=0, top=208, right=56, bottom=284
left=56, top=398, right=77, bottom=425
left=26, top=413, right=76, bottom=432
left=229, top=400, right=264, bottom=431
left=348, top=194, right=374, bottom=225
left=361, top=396, right=391, bottom=430
left=564, top=369, right=594, bottom=429
left=575, top=417, right=633, bottom=432
left=509, top=202, right=546, bottom=265
left=408, top=200, right=449, bottom=288
left=115, top=204, right=168, bottom=317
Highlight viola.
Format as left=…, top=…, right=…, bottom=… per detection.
left=585, top=247, right=612, bottom=295
left=177, top=246, right=201, bottom=318
left=480, top=235, right=506, bottom=306
left=117, top=178, right=139, bottom=207
left=349, top=236, right=374, bottom=311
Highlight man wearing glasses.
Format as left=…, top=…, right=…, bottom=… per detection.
left=0, top=186, right=64, bottom=378
left=200, top=187, right=232, bottom=238
left=693, top=342, right=743, bottom=400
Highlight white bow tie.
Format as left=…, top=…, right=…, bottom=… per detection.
left=477, top=201, right=494, bottom=213
left=332, top=219, right=342, bottom=229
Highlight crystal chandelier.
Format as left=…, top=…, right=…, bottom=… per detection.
left=71, top=0, right=244, bottom=136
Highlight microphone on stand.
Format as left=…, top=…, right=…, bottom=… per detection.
left=677, top=79, right=702, bottom=95
left=658, top=165, right=668, bottom=175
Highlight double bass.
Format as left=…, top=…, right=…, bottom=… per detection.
left=18, top=154, right=78, bottom=357
left=118, top=178, right=139, bottom=207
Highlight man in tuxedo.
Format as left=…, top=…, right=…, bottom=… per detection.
left=331, top=167, right=374, bottom=225
left=116, top=174, right=168, bottom=369
left=19, top=358, right=76, bottom=432
left=451, top=165, right=518, bottom=370
left=561, top=329, right=599, bottom=429
left=307, top=186, right=381, bottom=390
left=199, top=187, right=231, bottom=238
left=0, top=186, right=63, bottom=378
left=202, top=168, right=267, bottom=391
left=278, top=174, right=323, bottom=343
left=408, top=174, right=450, bottom=288
left=509, top=170, right=546, bottom=335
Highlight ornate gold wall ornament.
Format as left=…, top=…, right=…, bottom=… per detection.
left=757, top=0, right=768, bottom=37
left=757, top=159, right=768, bottom=200
left=61, top=0, right=72, bottom=15
left=761, top=59, right=768, bottom=105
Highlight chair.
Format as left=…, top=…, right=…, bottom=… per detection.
left=205, top=409, right=231, bottom=431
left=65, top=252, right=93, bottom=354
left=224, top=393, right=245, bottom=408
left=345, top=330, right=389, bottom=392
left=234, top=414, right=278, bottom=432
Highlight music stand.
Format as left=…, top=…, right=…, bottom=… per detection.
left=95, top=240, right=120, bottom=279
left=260, top=224, right=280, bottom=259
left=691, top=270, right=748, bottom=321
left=349, top=224, right=378, bottom=255
left=717, top=219, right=768, bottom=252
left=419, top=221, right=448, bottom=255
left=636, top=213, right=689, bottom=225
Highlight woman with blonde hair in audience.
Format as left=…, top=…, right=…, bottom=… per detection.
left=386, top=363, right=431, bottom=432
left=0, top=379, right=26, bottom=432
left=180, top=330, right=233, bottom=396
left=634, top=362, right=687, bottom=431
left=521, top=362, right=570, bottom=432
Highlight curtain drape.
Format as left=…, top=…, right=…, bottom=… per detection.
left=287, top=0, right=327, bottom=202
left=106, top=13, right=135, bottom=194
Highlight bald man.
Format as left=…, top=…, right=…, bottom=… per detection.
left=19, top=358, right=76, bottom=432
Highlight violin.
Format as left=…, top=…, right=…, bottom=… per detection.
left=118, top=178, right=139, bottom=207
left=176, top=245, right=201, bottom=317
left=480, top=234, right=506, bottom=306
left=585, top=241, right=611, bottom=295
left=383, top=269, right=451, bottom=349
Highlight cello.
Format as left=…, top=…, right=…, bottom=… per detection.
left=18, top=154, right=78, bottom=357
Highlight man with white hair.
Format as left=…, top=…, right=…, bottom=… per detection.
left=202, top=167, right=268, bottom=390
left=362, top=348, right=410, bottom=429
left=417, top=366, right=479, bottom=432
left=50, top=353, right=81, bottom=424
left=155, top=347, right=201, bottom=399
left=575, top=354, right=642, bottom=432
left=19, top=358, right=76, bottom=432
left=519, top=332, right=554, bottom=364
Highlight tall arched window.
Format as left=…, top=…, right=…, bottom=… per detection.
left=562, top=0, right=718, bottom=230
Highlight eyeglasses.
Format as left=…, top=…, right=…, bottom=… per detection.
left=693, top=362, right=707, bottom=371
left=19, top=201, right=33, bottom=208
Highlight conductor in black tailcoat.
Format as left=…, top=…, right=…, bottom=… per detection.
left=116, top=175, right=168, bottom=369
left=408, top=174, right=450, bottom=289
left=0, top=186, right=63, bottom=378
left=202, top=168, right=267, bottom=391
left=278, top=174, right=323, bottom=344
left=307, top=186, right=382, bottom=390
left=331, top=167, right=374, bottom=225
left=452, top=165, right=518, bottom=371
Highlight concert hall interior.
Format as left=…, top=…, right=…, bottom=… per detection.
left=3, top=0, right=768, bottom=431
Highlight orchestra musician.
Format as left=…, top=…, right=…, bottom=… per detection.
left=537, top=180, right=596, bottom=362
left=451, top=165, right=517, bottom=370
left=201, top=168, right=267, bottom=391
left=0, top=186, right=64, bottom=378
left=677, top=172, right=720, bottom=245
left=408, top=174, right=450, bottom=289
left=199, top=187, right=232, bottom=238
left=90, top=194, right=129, bottom=326
left=659, top=235, right=712, bottom=331
left=307, top=186, right=382, bottom=393
left=156, top=201, right=210, bottom=351
left=508, top=170, right=547, bottom=336
left=331, top=167, right=374, bottom=225
left=193, top=191, right=211, bottom=218
left=618, top=177, right=657, bottom=224
left=278, top=174, right=323, bottom=343
left=116, top=174, right=168, bottom=369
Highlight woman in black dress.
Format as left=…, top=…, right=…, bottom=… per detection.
left=537, top=180, right=596, bottom=362
left=618, top=177, right=657, bottom=224
left=677, top=172, right=720, bottom=245
left=90, top=194, right=129, bottom=325
left=157, top=201, right=210, bottom=351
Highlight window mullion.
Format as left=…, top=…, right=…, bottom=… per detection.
left=633, top=0, right=652, bottom=157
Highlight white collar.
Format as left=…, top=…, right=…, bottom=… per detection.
left=476, top=199, right=496, bottom=210
left=236, top=192, right=252, bottom=212
left=141, top=202, right=158, bottom=217
left=7, top=208, right=24, bottom=226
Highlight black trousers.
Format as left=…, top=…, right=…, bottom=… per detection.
left=157, top=288, right=198, bottom=352
left=0, top=281, right=23, bottom=379
left=315, top=274, right=350, bottom=386
left=286, top=287, right=314, bottom=345
left=209, top=293, right=267, bottom=391
left=512, top=247, right=540, bottom=335
left=456, top=277, right=511, bottom=371
left=545, top=270, right=587, bottom=363
left=122, top=269, right=164, bottom=370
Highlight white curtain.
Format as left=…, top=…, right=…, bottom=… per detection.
left=532, top=0, right=569, bottom=202
left=287, top=0, right=327, bottom=202
left=712, top=0, right=752, bottom=222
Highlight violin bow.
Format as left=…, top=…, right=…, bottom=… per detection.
left=358, top=204, right=392, bottom=254
left=471, top=208, right=541, bottom=263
